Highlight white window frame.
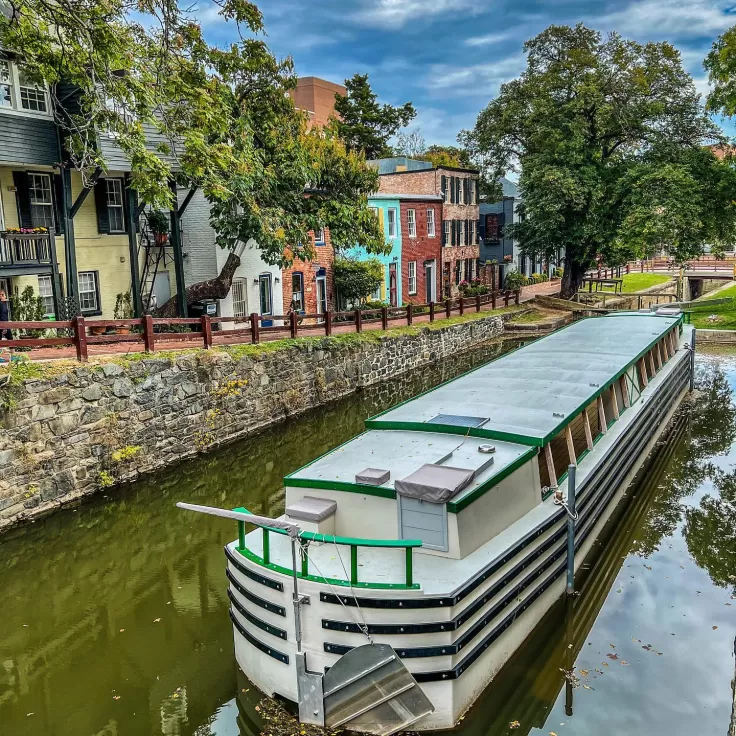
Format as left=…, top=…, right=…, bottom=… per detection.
left=0, top=59, right=51, bottom=117
left=387, top=208, right=397, bottom=238
left=78, top=271, right=100, bottom=314
left=427, top=209, right=435, bottom=237
left=459, top=220, right=465, bottom=245
left=469, top=220, right=476, bottom=244
left=28, top=173, right=55, bottom=230
left=443, top=220, right=451, bottom=247
left=106, top=179, right=125, bottom=233
left=407, top=208, right=416, bottom=238
left=314, top=228, right=325, bottom=244
left=408, top=261, right=417, bottom=295
left=37, top=276, right=54, bottom=317
left=232, top=277, right=248, bottom=318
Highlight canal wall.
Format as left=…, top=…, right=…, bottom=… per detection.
left=0, top=311, right=509, bottom=531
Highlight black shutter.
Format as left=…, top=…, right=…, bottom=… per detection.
left=475, top=179, right=479, bottom=204
left=94, top=179, right=110, bottom=234
left=441, top=175, right=447, bottom=201
left=451, top=220, right=456, bottom=246
left=12, top=172, right=32, bottom=229
left=464, top=180, right=469, bottom=205
left=466, top=219, right=470, bottom=245
left=120, top=179, right=131, bottom=235
left=53, top=175, right=65, bottom=235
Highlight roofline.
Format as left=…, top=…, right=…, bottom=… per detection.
left=379, top=165, right=480, bottom=176
left=369, top=193, right=444, bottom=202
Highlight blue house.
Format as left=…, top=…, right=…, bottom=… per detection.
left=342, top=194, right=402, bottom=307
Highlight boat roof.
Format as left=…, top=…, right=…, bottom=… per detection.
left=287, top=430, right=534, bottom=512
left=367, top=313, right=681, bottom=446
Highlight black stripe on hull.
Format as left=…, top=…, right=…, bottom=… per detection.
left=230, top=609, right=289, bottom=664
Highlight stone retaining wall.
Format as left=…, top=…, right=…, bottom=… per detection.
left=0, top=313, right=507, bottom=531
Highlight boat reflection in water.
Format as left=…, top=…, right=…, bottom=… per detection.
left=230, top=410, right=689, bottom=736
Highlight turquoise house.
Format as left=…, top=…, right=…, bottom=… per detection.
left=343, top=194, right=402, bottom=306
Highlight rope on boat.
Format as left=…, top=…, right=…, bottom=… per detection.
left=552, top=487, right=579, bottom=521
left=296, top=536, right=374, bottom=645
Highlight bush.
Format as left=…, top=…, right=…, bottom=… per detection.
left=504, top=270, right=525, bottom=290
left=335, top=257, right=384, bottom=304
left=554, top=267, right=564, bottom=279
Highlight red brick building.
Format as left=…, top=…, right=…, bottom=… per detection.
left=282, top=228, right=334, bottom=317
left=289, top=77, right=346, bottom=129
left=377, top=165, right=480, bottom=297
left=399, top=196, right=443, bottom=304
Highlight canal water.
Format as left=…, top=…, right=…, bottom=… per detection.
left=1, top=346, right=735, bottom=736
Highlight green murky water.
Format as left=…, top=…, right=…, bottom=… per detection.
left=1, top=347, right=735, bottom=736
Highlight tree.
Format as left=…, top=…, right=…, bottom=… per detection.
left=461, top=24, right=736, bottom=298
left=330, top=74, right=416, bottom=159
left=334, top=257, right=384, bottom=304
left=1, top=0, right=386, bottom=267
left=422, top=145, right=472, bottom=169
left=394, top=129, right=426, bottom=158
left=705, top=25, right=736, bottom=116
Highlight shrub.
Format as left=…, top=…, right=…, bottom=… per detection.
left=504, top=270, right=525, bottom=290
left=335, top=257, right=384, bottom=304
left=554, top=267, right=564, bottom=279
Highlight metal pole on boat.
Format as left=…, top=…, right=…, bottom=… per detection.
left=690, top=328, right=696, bottom=392
left=291, top=537, right=303, bottom=653
left=566, top=464, right=576, bottom=596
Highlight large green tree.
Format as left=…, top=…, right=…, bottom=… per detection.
left=330, top=74, right=416, bottom=159
left=462, top=24, right=736, bottom=297
left=0, top=0, right=385, bottom=265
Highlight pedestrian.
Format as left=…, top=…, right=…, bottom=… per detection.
left=0, top=290, right=11, bottom=341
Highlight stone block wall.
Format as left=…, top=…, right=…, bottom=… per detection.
left=0, top=312, right=507, bottom=531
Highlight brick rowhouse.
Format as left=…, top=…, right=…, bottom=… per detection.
left=399, top=196, right=443, bottom=304
left=378, top=165, right=480, bottom=297
left=282, top=228, right=335, bottom=317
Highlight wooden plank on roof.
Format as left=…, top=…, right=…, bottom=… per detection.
left=565, top=424, right=576, bottom=466
left=583, top=407, right=594, bottom=450
left=598, top=395, right=607, bottom=434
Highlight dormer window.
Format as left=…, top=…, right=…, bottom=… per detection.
left=0, top=59, right=50, bottom=115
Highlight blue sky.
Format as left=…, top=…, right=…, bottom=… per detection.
left=197, top=0, right=736, bottom=145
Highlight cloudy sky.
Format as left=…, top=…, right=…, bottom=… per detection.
left=197, top=0, right=736, bottom=145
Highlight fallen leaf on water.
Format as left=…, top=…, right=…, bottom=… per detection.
left=113, top=696, right=121, bottom=701
left=644, top=565, right=652, bottom=570
left=607, top=653, right=619, bottom=660
left=550, top=732, right=558, bottom=735
left=602, top=662, right=609, bottom=667
left=509, top=721, right=521, bottom=730
left=255, top=706, right=261, bottom=712
left=712, top=626, right=718, bottom=630
left=620, top=660, right=629, bottom=666
left=153, top=618, right=161, bottom=623
left=119, top=629, right=125, bottom=633
left=579, top=669, right=589, bottom=676
left=242, top=689, right=249, bottom=693
left=26, top=713, right=34, bottom=717
left=583, top=685, right=592, bottom=690
left=609, top=643, right=616, bottom=649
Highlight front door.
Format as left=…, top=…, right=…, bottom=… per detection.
left=425, top=261, right=436, bottom=303
left=316, top=275, right=328, bottom=320
left=259, top=273, right=273, bottom=327
left=389, top=263, right=397, bottom=307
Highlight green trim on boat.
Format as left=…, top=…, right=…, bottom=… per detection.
left=362, top=420, right=542, bottom=447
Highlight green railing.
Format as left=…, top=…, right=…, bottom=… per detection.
left=233, top=507, right=422, bottom=590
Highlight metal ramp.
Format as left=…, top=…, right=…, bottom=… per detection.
left=322, top=644, right=434, bottom=736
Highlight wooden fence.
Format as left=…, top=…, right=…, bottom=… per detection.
left=0, top=289, right=520, bottom=362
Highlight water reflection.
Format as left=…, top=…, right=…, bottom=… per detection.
left=0, top=340, right=512, bottom=736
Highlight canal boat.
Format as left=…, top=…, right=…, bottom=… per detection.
left=184, top=312, right=694, bottom=733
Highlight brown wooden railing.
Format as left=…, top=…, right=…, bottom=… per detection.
left=0, top=232, right=53, bottom=265
left=0, top=289, right=521, bottom=362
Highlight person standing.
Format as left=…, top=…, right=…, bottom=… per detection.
left=0, top=290, right=12, bottom=340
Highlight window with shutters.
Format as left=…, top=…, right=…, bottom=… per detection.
left=78, top=271, right=100, bottom=313
left=460, top=178, right=466, bottom=205
left=106, top=179, right=125, bottom=233
left=427, top=209, right=435, bottom=237
left=387, top=208, right=397, bottom=238
left=455, top=260, right=462, bottom=284
left=469, top=220, right=476, bottom=244
left=441, top=176, right=448, bottom=202
left=28, top=173, right=54, bottom=229
left=37, top=276, right=54, bottom=316
left=290, top=272, right=305, bottom=312
left=407, top=209, right=416, bottom=238
left=459, top=220, right=465, bottom=246
left=408, top=261, right=417, bottom=294
left=443, top=220, right=450, bottom=246
left=0, top=60, right=50, bottom=115
left=485, top=214, right=500, bottom=240
left=232, top=278, right=248, bottom=317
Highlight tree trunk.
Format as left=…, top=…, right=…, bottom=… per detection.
left=152, top=252, right=241, bottom=318
left=560, top=255, right=588, bottom=300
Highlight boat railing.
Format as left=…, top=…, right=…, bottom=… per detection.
left=233, top=507, right=422, bottom=590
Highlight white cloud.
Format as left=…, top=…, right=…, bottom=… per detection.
left=424, top=55, right=526, bottom=98
left=464, top=31, right=514, bottom=47
left=595, top=0, right=735, bottom=39
left=352, top=0, right=474, bottom=28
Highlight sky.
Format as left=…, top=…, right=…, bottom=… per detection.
left=196, top=0, right=736, bottom=146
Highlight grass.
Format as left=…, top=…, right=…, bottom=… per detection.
left=694, top=283, right=736, bottom=301
left=596, top=273, right=672, bottom=292
left=508, top=309, right=547, bottom=324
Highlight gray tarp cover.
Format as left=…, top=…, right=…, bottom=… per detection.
left=394, top=464, right=475, bottom=503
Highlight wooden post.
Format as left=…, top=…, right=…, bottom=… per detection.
left=429, top=301, right=435, bottom=323
left=381, top=307, right=388, bottom=330
left=459, top=297, right=464, bottom=316
left=289, top=310, right=298, bottom=339
left=583, top=408, right=594, bottom=450
left=492, top=290, right=496, bottom=309
left=143, top=315, right=155, bottom=352
left=407, top=303, right=413, bottom=325
left=619, top=375, right=630, bottom=408
left=544, top=443, right=557, bottom=488
left=565, top=425, right=576, bottom=466
left=640, top=261, right=644, bottom=273
left=250, top=312, right=260, bottom=344
left=201, top=315, right=213, bottom=348
left=610, top=385, right=620, bottom=419
left=354, top=309, right=362, bottom=333
left=475, top=294, right=481, bottom=312
left=504, top=290, right=510, bottom=307
left=627, top=263, right=630, bottom=274
left=325, top=311, right=333, bottom=336
left=75, top=315, right=87, bottom=362
left=598, top=395, right=608, bottom=434
left=445, top=299, right=451, bottom=318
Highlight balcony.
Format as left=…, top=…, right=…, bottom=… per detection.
left=0, top=231, right=54, bottom=270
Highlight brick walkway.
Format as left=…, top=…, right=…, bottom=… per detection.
left=8, top=282, right=560, bottom=363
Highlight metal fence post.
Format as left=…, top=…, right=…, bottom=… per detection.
left=566, top=464, right=576, bottom=596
